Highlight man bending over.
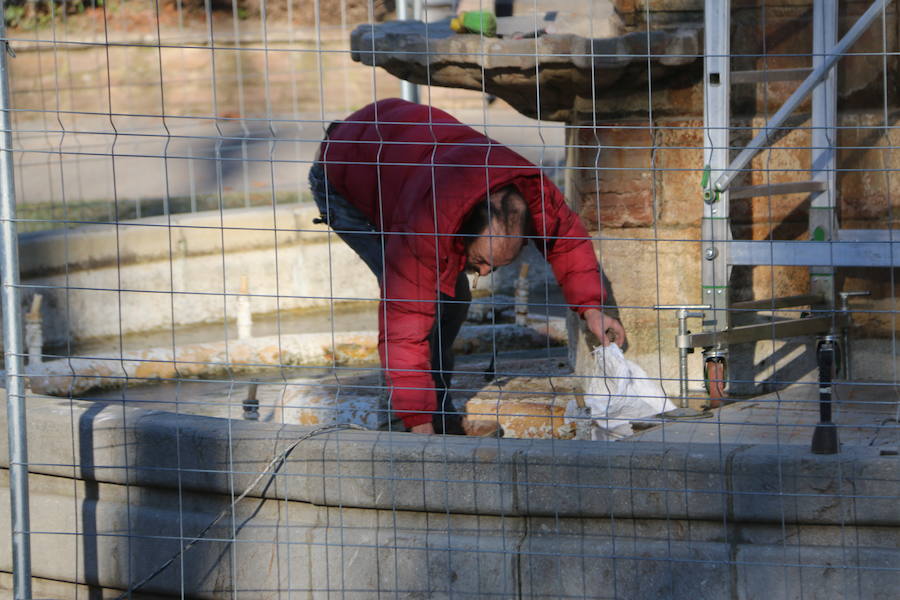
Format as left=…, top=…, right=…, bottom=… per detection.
left=309, top=99, right=625, bottom=435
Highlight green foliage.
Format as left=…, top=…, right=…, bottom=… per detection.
left=4, top=4, right=27, bottom=28
left=4, top=0, right=98, bottom=29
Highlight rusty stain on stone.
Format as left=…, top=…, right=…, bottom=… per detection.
left=134, top=361, right=178, bottom=380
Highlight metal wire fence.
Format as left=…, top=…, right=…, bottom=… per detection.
left=1, top=0, right=898, bottom=598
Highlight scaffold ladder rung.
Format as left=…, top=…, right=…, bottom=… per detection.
left=730, top=295, right=824, bottom=311
left=730, top=180, right=826, bottom=199
left=728, top=240, right=900, bottom=268
left=731, top=67, right=812, bottom=83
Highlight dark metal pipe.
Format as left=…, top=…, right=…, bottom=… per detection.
left=811, top=338, right=839, bottom=454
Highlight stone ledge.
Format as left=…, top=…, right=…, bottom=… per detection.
left=2, top=467, right=898, bottom=598
left=27, top=321, right=565, bottom=396
left=19, top=204, right=324, bottom=278
left=1, top=393, right=896, bottom=525
left=350, top=20, right=702, bottom=121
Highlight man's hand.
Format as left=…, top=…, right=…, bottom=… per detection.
left=410, top=422, right=436, bottom=434
left=583, top=308, right=627, bottom=348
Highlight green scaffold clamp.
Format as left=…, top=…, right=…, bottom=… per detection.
left=701, top=164, right=719, bottom=204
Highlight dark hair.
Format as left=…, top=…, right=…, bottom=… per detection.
left=459, top=185, right=532, bottom=245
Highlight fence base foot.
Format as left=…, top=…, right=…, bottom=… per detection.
left=811, top=421, right=839, bottom=454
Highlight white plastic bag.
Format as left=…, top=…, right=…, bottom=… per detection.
left=566, top=343, right=675, bottom=440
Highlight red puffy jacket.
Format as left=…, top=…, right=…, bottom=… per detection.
left=321, top=99, right=606, bottom=428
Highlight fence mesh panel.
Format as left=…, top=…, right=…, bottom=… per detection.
left=1, top=1, right=898, bottom=598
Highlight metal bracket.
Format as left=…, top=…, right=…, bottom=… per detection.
left=701, top=164, right=718, bottom=204
left=838, top=290, right=871, bottom=379
left=654, top=305, right=711, bottom=407
left=839, top=290, right=871, bottom=313
left=684, top=314, right=846, bottom=348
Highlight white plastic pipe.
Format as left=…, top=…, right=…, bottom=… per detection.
left=24, top=294, right=42, bottom=367
left=237, top=275, right=253, bottom=340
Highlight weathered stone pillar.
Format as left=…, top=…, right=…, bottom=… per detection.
left=566, top=116, right=705, bottom=391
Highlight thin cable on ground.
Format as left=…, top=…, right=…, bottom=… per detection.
left=116, top=422, right=368, bottom=598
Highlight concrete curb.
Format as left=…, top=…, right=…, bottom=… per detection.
left=8, top=468, right=897, bottom=599
left=19, top=205, right=320, bottom=278
left=2, top=393, right=897, bottom=526
left=2, top=393, right=898, bottom=598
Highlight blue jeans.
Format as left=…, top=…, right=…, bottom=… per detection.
left=308, top=162, right=469, bottom=433
left=308, top=161, right=385, bottom=279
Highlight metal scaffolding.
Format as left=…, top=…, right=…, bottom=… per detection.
left=684, top=0, right=896, bottom=452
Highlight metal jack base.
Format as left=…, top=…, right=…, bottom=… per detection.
left=653, top=304, right=710, bottom=409
left=811, top=336, right=840, bottom=455
left=702, top=348, right=728, bottom=408
left=811, top=422, right=839, bottom=455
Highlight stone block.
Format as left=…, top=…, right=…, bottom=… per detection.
left=519, top=534, right=731, bottom=600
left=727, top=333, right=818, bottom=396
left=735, top=521, right=900, bottom=548
left=730, top=445, right=900, bottom=526
left=574, top=122, right=655, bottom=228
left=0, top=573, right=138, bottom=600
left=838, top=112, right=900, bottom=223
left=513, top=441, right=728, bottom=521
left=0, top=470, right=259, bottom=597
left=734, top=7, right=815, bottom=113
left=741, top=120, right=813, bottom=227
left=835, top=5, right=899, bottom=105
left=735, top=544, right=900, bottom=600
left=301, top=432, right=520, bottom=516
left=16, top=204, right=382, bottom=346
left=655, top=119, right=706, bottom=226
left=750, top=264, right=810, bottom=301
left=18, top=206, right=314, bottom=278
left=465, top=395, right=574, bottom=439
left=840, top=270, right=900, bottom=337
left=597, top=229, right=701, bottom=308
left=628, top=0, right=704, bottom=12
left=1, top=470, right=523, bottom=598
left=592, top=228, right=702, bottom=376
left=580, top=81, right=706, bottom=121
left=361, top=516, right=521, bottom=599
left=559, top=227, right=706, bottom=396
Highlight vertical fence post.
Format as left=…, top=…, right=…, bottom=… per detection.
left=0, top=20, right=33, bottom=600
left=396, top=0, right=419, bottom=103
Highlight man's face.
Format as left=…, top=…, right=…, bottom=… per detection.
left=465, top=227, right=525, bottom=277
